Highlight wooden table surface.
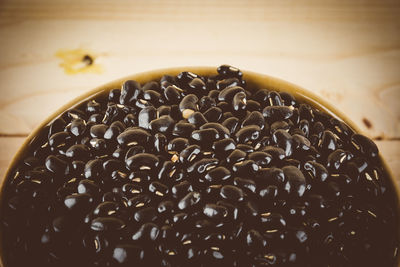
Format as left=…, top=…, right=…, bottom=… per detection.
left=0, top=0, right=399, bottom=190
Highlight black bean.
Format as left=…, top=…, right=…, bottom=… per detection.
left=187, top=158, right=219, bottom=175
left=78, top=180, right=100, bottom=195
left=272, top=129, right=293, bottom=157
left=226, top=149, right=247, bottom=165
left=179, top=94, right=198, bottom=117
left=149, top=181, right=169, bottom=197
left=233, top=177, right=256, bottom=193
left=172, top=122, right=196, bottom=138
left=204, top=166, right=231, bottom=183
left=113, top=244, right=144, bottom=264
left=212, top=138, right=236, bottom=158
left=134, top=207, right=158, bottom=222
left=132, top=222, right=160, bottom=242
left=48, top=132, right=71, bottom=149
left=259, top=185, right=279, bottom=199
left=270, top=121, right=290, bottom=133
left=351, top=134, right=378, bottom=158
left=126, top=153, right=159, bottom=171
left=216, top=78, right=241, bottom=90
left=220, top=185, right=244, bottom=202
left=178, top=191, right=202, bottom=210
left=257, top=167, right=285, bottom=186
left=232, top=91, right=247, bottom=112
left=142, top=90, right=163, bottom=106
left=242, top=111, right=265, bottom=130
left=150, top=115, right=175, bottom=134
left=65, top=144, right=90, bottom=160
left=117, top=128, right=152, bottom=146
left=164, top=85, right=182, bottom=103
left=138, top=106, right=157, bottom=129
left=222, top=117, right=239, bottom=134
left=263, top=106, right=293, bottom=121
left=90, top=124, right=108, bottom=138
left=200, top=122, right=230, bottom=139
left=179, top=145, right=201, bottom=164
left=167, top=137, right=189, bottom=154
left=191, top=128, right=220, bottom=143
left=279, top=91, right=296, bottom=106
left=218, top=86, right=245, bottom=102
left=64, top=193, right=94, bottom=211
left=203, top=204, right=228, bottom=220
left=157, top=200, right=175, bottom=214
left=267, top=91, right=283, bottom=106
left=217, top=65, right=243, bottom=80
left=235, top=125, right=261, bottom=143
left=248, top=151, right=272, bottom=167
left=282, top=166, right=306, bottom=197
left=171, top=181, right=193, bottom=198
left=203, top=106, right=223, bottom=122
left=318, top=130, right=337, bottom=153
left=246, top=229, right=266, bottom=250
left=154, top=133, right=167, bottom=154
left=187, top=111, right=208, bottom=127
left=232, top=160, right=259, bottom=176
left=299, top=119, right=310, bottom=137
left=120, top=80, right=141, bottom=105
left=304, top=161, right=328, bottom=182
left=45, top=155, right=68, bottom=174
left=70, top=118, right=86, bottom=136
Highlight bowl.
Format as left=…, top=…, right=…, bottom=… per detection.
left=1, top=66, right=399, bottom=266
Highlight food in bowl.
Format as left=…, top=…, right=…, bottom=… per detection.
left=1, top=65, right=399, bottom=267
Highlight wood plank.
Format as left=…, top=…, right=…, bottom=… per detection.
left=1, top=137, right=399, bottom=190
left=0, top=0, right=399, bottom=138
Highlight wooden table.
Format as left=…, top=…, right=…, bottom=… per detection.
left=0, top=0, right=399, bottom=190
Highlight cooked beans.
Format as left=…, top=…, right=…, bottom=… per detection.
left=1, top=65, right=398, bottom=267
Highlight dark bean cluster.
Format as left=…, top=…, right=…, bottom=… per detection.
left=1, top=65, right=399, bottom=267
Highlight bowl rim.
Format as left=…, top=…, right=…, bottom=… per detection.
left=1, top=66, right=399, bottom=266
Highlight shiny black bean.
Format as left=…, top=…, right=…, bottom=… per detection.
left=191, top=128, right=220, bottom=143
left=164, top=85, right=182, bottom=103
left=218, top=86, right=245, bottom=102
left=150, top=115, right=175, bottom=134
left=327, top=149, right=351, bottom=170
left=171, top=181, right=193, bottom=198
left=117, top=128, right=152, bottom=146
left=304, top=161, right=329, bottom=182
left=70, top=118, right=86, bottom=136
left=263, top=106, right=293, bottom=121
left=131, top=223, right=159, bottom=241
left=222, top=117, right=239, bottom=134
left=257, top=167, right=285, bottom=186
left=259, top=185, right=279, bottom=199
left=212, top=138, right=236, bottom=158
left=226, top=149, right=246, bottom=165
left=236, top=143, right=254, bottom=153
left=270, top=121, right=290, bottom=133
left=279, top=91, right=296, bottom=106
left=126, top=153, right=159, bottom=171
left=154, top=133, right=167, bottom=154
left=142, top=90, right=163, bottom=106
left=292, top=134, right=311, bottom=151
left=187, top=111, right=208, bottom=127
left=299, top=119, right=310, bottom=137
left=235, top=125, right=261, bottom=143
left=78, top=179, right=100, bottom=195
left=157, top=161, right=176, bottom=181
left=272, top=129, right=293, bottom=157
left=179, top=94, right=198, bottom=116
left=45, top=155, right=68, bottom=174
left=104, top=121, right=125, bottom=140
left=172, top=122, right=196, bottom=138
left=187, top=158, right=219, bottom=175
left=90, top=124, right=108, bottom=138
left=149, top=182, right=169, bottom=196
left=179, top=145, right=201, bottom=164
left=318, top=130, right=337, bottom=153
left=220, top=185, right=244, bottom=202
left=351, top=133, right=378, bottom=158
left=65, top=144, right=90, bottom=160
left=232, top=160, right=259, bottom=176
left=120, top=80, right=141, bottom=105
left=203, top=204, right=228, bottom=220
left=48, top=131, right=71, bottom=149
left=233, top=177, right=256, bottom=193
left=217, top=65, right=243, bottom=80
left=267, top=91, right=283, bottom=106
left=112, top=244, right=144, bottom=264
left=134, top=207, right=158, bottom=222
left=157, top=200, right=175, bottom=214
left=232, top=91, right=247, bottom=112
left=282, top=166, right=306, bottom=197
left=200, top=122, right=230, bottom=139
left=241, top=111, right=265, bottom=130
left=204, top=166, right=231, bottom=183
left=64, top=193, right=94, bottom=211
left=203, top=106, right=223, bottom=122
left=167, top=137, right=189, bottom=154
left=178, top=191, right=201, bottom=210
left=248, top=151, right=272, bottom=167
left=138, top=106, right=157, bottom=129
left=216, top=78, right=241, bottom=90
left=188, top=77, right=206, bottom=92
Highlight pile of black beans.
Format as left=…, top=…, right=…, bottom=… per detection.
left=1, top=65, right=399, bottom=267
